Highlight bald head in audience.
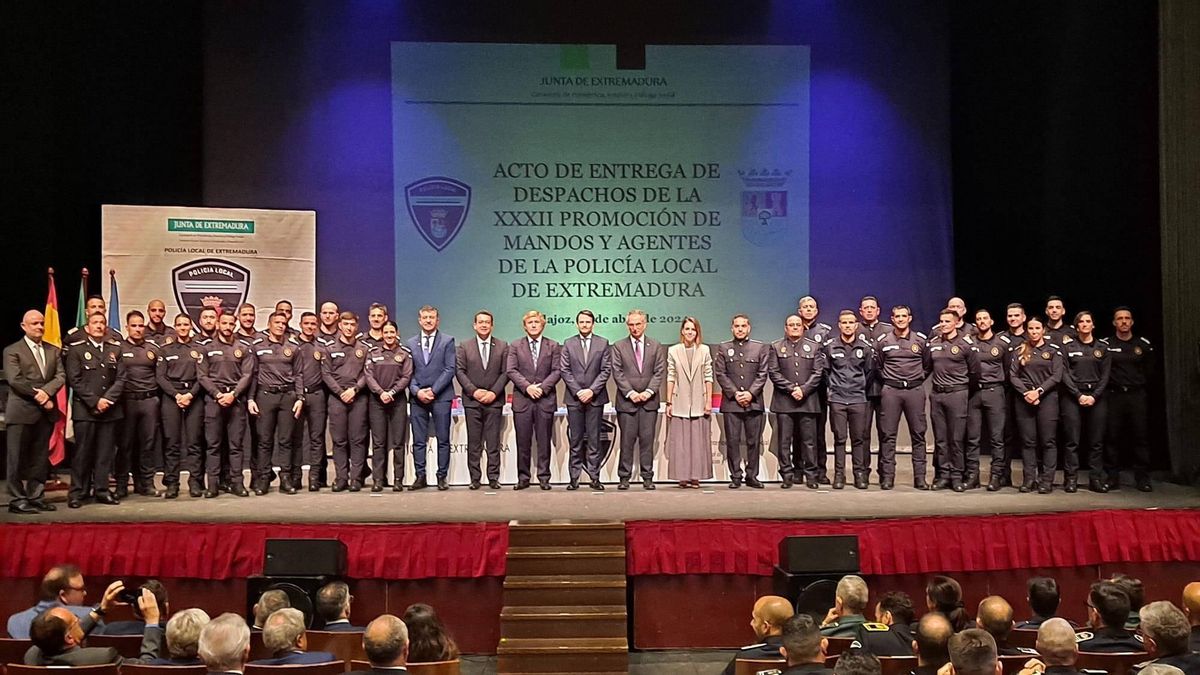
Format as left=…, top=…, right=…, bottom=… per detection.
left=751, top=595, right=796, bottom=640
left=1182, top=583, right=1200, bottom=627
left=363, top=614, right=409, bottom=667
left=1035, top=618, right=1078, bottom=666
left=914, top=612, right=954, bottom=668
left=976, top=596, right=1015, bottom=645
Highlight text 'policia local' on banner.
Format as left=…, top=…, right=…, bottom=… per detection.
left=392, top=43, right=810, bottom=342
left=102, top=205, right=316, bottom=327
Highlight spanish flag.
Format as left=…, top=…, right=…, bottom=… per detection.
left=44, top=269, right=67, bottom=465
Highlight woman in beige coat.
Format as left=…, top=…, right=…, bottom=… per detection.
left=665, top=316, right=713, bottom=487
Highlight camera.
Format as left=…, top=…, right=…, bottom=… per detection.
left=117, top=587, right=143, bottom=605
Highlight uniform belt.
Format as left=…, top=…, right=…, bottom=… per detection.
left=167, top=380, right=193, bottom=388
left=261, top=385, right=292, bottom=394
left=1076, top=381, right=1098, bottom=392
left=932, top=383, right=968, bottom=394
left=127, top=390, right=158, bottom=400
left=978, top=381, right=1005, bottom=388
left=883, top=378, right=924, bottom=390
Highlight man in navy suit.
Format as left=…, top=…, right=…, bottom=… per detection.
left=347, top=614, right=408, bottom=675
left=315, top=581, right=362, bottom=632
left=249, top=608, right=336, bottom=665
left=560, top=309, right=612, bottom=491
left=406, top=305, right=456, bottom=491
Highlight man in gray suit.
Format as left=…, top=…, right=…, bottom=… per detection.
left=25, top=586, right=163, bottom=665
left=505, top=310, right=561, bottom=490
left=560, top=310, right=612, bottom=491
left=5, top=309, right=66, bottom=514
left=455, top=310, right=509, bottom=490
left=610, top=309, right=665, bottom=490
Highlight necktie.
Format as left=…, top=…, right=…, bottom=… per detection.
left=582, top=337, right=590, bottom=363
left=423, top=335, right=432, bottom=361
left=531, top=339, right=539, bottom=363
left=634, top=339, right=643, bottom=371
left=481, top=340, right=490, bottom=365
left=33, top=343, right=46, bottom=377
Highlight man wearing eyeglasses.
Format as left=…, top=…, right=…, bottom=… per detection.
left=24, top=583, right=162, bottom=665
left=6, top=565, right=98, bottom=639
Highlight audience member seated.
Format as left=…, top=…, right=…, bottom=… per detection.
left=1017, top=577, right=1078, bottom=630
left=1077, top=581, right=1145, bottom=653
left=912, top=612, right=955, bottom=675
left=823, top=575, right=871, bottom=637
left=7, top=564, right=102, bottom=639
left=1137, top=601, right=1200, bottom=675
left=854, top=591, right=915, bottom=657
left=199, top=613, right=251, bottom=675
left=402, top=603, right=460, bottom=664
left=250, top=607, right=336, bottom=665
left=150, top=608, right=211, bottom=666
left=1183, top=583, right=1200, bottom=654
left=779, top=614, right=830, bottom=674
left=722, top=595, right=794, bottom=675
left=347, top=614, right=409, bottom=675
left=947, top=629, right=1002, bottom=675
left=1111, top=575, right=1146, bottom=631
left=316, top=581, right=363, bottom=632
left=252, top=589, right=291, bottom=631
left=1137, top=666, right=1186, bottom=675
left=99, top=579, right=169, bottom=635
left=835, top=648, right=883, bottom=675
left=1031, top=618, right=1084, bottom=675
left=977, top=596, right=1035, bottom=656
left=24, top=587, right=162, bottom=666
left=928, top=576, right=971, bottom=632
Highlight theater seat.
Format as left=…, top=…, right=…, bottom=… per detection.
left=303, top=631, right=365, bottom=669
left=120, top=665, right=207, bottom=675
left=1075, top=651, right=1148, bottom=675
left=1000, top=654, right=1037, bottom=675
left=824, top=637, right=856, bottom=656
left=86, top=634, right=146, bottom=658
left=0, top=638, right=33, bottom=667
left=245, top=661, right=345, bottom=675
left=1008, top=629, right=1039, bottom=649
left=7, top=666, right=119, bottom=675
left=407, top=661, right=461, bottom=675
left=878, top=655, right=918, bottom=675
left=735, top=658, right=787, bottom=675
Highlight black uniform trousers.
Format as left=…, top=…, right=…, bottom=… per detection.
left=968, top=385, right=1007, bottom=480
left=513, top=407, right=553, bottom=483
left=1060, top=394, right=1105, bottom=480
left=1002, top=390, right=1022, bottom=481
left=256, top=390, right=297, bottom=483
left=160, top=395, right=203, bottom=489
left=368, top=397, right=409, bottom=485
left=866, top=395, right=884, bottom=466
left=616, top=407, right=658, bottom=482
left=327, top=393, right=367, bottom=486
left=70, top=419, right=118, bottom=501
left=829, top=401, right=870, bottom=478
left=878, top=385, right=928, bottom=481
left=774, top=411, right=808, bottom=480
left=293, top=389, right=327, bottom=487
left=566, top=404, right=605, bottom=482
left=813, top=391, right=829, bottom=479
left=6, top=418, right=51, bottom=505
left=930, top=388, right=969, bottom=481
left=118, top=395, right=160, bottom=490
left=1014, top=390, right=1059, bottom=486
left=204, top=399, right=247, bottom=485
left=464, top=404, right=503, bottom=483
left=722, top=409, right=763, bottom=481
left=1105, top=387, right=1150, bottom=481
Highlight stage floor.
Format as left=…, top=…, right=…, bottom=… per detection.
left=8, top=467, right=1196, bottom=523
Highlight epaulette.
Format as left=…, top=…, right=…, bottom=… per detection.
left=861, top=622, right=890, bottom=632
left=962, top=335, right=975, bottom=344
left=400, top=344, right=414, bottom=355
left=1139, top=337, right=1152, bottom=345
left=251, top=337, right=264, bottom=345
left=1062, top=335, right=1074, bottom=343
left=1048, top=343, right=1062, bottom=350
left=999, top=334, right=1012, bottom=343
left=739, top=642, right=766, bottom=651
left=287, top=336, right=301, bottom=346
left=748, top=339, right=763, bottom=343
left=916, top=331, right=928, bottom=339
left=106, top=338, right=121, bottom=346
left=1017, top=647, right=1038, bottom=655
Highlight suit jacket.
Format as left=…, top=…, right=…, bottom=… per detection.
left=666, top=343, right=713, bottom=418
left=25, top=623, right=163, bottom=665
left=560, top=334, right=611, bottom=408
left=250, top=650, right=337, bottom=665
left=4, top=338, right=65, bottom=425
left=318, top=620, right=363, bottom=632
left=505, top=337, right=561, bottom=413
left=405, top=333, right=457, bottom=402
left=610, top=336, right=665, bottom=413
left=456, top=336, right=509, bottom=409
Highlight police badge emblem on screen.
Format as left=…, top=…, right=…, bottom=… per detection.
left=172, top=258, right=251, bottom=321
left=405, top=176, right=471, bottom=252
left=740, top=168, right=791, bottom=247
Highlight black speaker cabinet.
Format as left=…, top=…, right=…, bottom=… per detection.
left=246, top=575, right=329, bottom=628
left=264, top=539, right=347, bottom=577
left=776, top=535, right=859, bottom=574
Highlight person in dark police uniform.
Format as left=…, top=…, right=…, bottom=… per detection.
left=293, top=312, right=329, bottom=491
left=714, top=313, right=771, bottom=489
left=1075, top=582, right=1144, bottom=653
left=247, top=312, right=304, bottom=495
left=969, top=309, right=1010, bottom=492
left=722, top=595, right=795, bottom=675
left=857, top=296, right=891, bottom=465
left=826, top=310, right=877, bottom=490
left=156, top=314, right=205, bottom=498
left=1009, top=317, right=1065, bottom=494
left=1060, top=311, right=1110, bottom=494
left=768, top=314, right=826, bottom=489
left=874, top=305, right=931, bottom=490
left=927, top=308, right=980, bottom=492
left=63, top=312, right=126, bottom=508
left=1101, top=306, right=1154, bottom=492
left=198, top=312, right=255, bottom=498
left=798, top=296, right=834, bottom=484
left=365, top=320, right=413, bottom=492
left=116, top=311, right=161, bottom=498
left=322, top=311, right=370, bottom=492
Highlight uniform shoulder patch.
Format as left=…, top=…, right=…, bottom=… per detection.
left=1075, top=631, right=1093, bottom=642
left=739, top=642, right=767, bottom=651
left=861, top=622, right=890, bottom=632
left=1139, top=337, right=1152, bottom=346
left=1017, top=647, right=1038, bottom=655
left=963, top=336, right=975, bottom=344
left=916, top=331, right=928, bottom=339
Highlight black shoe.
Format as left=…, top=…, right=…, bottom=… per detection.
left=1064, top=476, right=1078, bottom=493
left=1137, top=479, right=1152, bottom=492
left=567, top=481, right=580, bottom=491
left=332, top=482, right=348, bottom=493
left=203, top=489, right=219, bottom=499
left=1038, top=482, right=1052, bottom=494
left=281, top=483, right=297, bottom=495
left=231, top=484, right=250, bottom=497
left=914, top=478, right=929, bottom=490
left=8, top=502, right=38, bottom=515
left=932, top=478, right=951, bottom=491
left=539, top=481, right=551, bottom=490
left=114, top=486, right=129, bottom=500
left=490, top=480, right=502, bottom=490
left=469, top=481, right=481, bottom=490
left=308, top=482, right=321, bottom=492
left=514, top=480, right=530, bottom=491
left=1106, top=475, right=1121, bottom=491
left=68, top=499, right=83, bottom=508
left=781, top=475, right=793, bottom=489
left=590, top=480, right=605, bottom=491
left=253, top=481, right=268, bottom=496
left=964, top=474, right=981, bottom=490
left=410, top=477, right=428, bottom=491
left=951, top=479, right=964, bottom=493
left=1019, top=481, right=1036, bottom=494
left=729, top=479, right=741, bottom=489
left=30, top=500, right=56, bottom=512
left=987, top=475, right=1003, bottom=492
left=832, top=474, right=846, bottom=490
left=437, top=478, right=449, bottom=491
left=817, top=475, right=831, bottom=485
left=854, top=475, right=869, bottom=490
left=1089, top=478, right=1109, bottom=493
left=1001, top=474, right=1014, bottom=488
left=189, top=483, right=204, bottom=498
left=136, top=486, right=159, bottom=497
left=393, top=484, right=404, bottom=492
left=349, top=481, right=362, bottom=492
left=219, top=482, right=232, bottom=494
left=806, top=479, right=819, bottom=489
left=618, top=480, right=630, bottom=491
left=745, top=478, right=763, bottom=489
left=643, top=480, right=656, bottom=491
left=164, top=486, right=180, bottom=499
left=880, top=478, right=894, bottom=491
left=96, top=493, right=120, bottom=505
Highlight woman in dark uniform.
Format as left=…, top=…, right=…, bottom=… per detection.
left=364, top=320, right=413, bottom=492
left=1060, top=311, right=1111, bottom=494
left=1008, top=317, right=1065, bottom=493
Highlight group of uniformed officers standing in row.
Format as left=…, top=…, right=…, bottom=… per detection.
left=3, top=291, right=1153, bottom=514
